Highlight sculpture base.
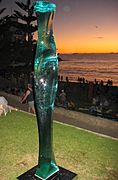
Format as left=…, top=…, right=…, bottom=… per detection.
left=17, top=165, right=78, bottom=180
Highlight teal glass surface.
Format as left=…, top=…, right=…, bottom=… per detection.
left=34, top=1, right=59, bottom=179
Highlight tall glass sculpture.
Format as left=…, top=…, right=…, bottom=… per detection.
left=34, top=1, right=59, bottom=179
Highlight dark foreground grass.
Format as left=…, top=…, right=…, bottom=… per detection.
left=0, top=111, right=118, bottom=180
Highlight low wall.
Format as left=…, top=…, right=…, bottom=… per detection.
left=53, top=107, right=118, bottom=138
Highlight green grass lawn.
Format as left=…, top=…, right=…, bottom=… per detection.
left=0, top=111, right=118, bottom=180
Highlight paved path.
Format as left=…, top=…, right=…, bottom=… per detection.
left=0, top=91, right=118, bottom=139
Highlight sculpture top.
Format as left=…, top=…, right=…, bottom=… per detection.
left=34, top=1, right=56, bottom=13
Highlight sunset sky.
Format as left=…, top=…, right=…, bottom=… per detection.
left=1, top=0, right=118, bottom=53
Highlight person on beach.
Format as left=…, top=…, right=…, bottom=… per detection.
left=58, top=53, right=63, bottom=61
left=88, top=81, right=94, bottom=100
left=67, top=100, right=76, bottom=110
left=59, top=90, right=67, bottom=108
left=21, top=84, right=35, bottom=113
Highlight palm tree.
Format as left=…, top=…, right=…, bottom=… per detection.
left=0, top=0, right=7, bottom=20
left=0, top=0, right=9, bottom=48
left=0, top=0, right=7, bottom=26
left=0, top=7, right=5, bottom=15
left=13, top=0, right=37, bottom=44
left=0, top=1, right=10, bottom=69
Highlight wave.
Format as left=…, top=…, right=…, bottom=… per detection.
left=58, top=53, right=118, bottom=86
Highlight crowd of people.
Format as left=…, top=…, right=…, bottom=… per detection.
left=0, top=71, right=117, bottom=120
left=58, top=75, right=114, bottom=87
left=55, top=80, right=118, bottom=120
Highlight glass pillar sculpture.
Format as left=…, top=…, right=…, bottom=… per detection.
left=34, top=1, right=59, bottom=179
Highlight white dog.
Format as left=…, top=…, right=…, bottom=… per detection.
left=0, top=96, right=17, bottom=116
left=0, top=104, right=10, bottom=116
left=0, top=96, right=9, bottom=116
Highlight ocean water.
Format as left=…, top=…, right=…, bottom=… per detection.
left=58, top=53, right=118, bottom=86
